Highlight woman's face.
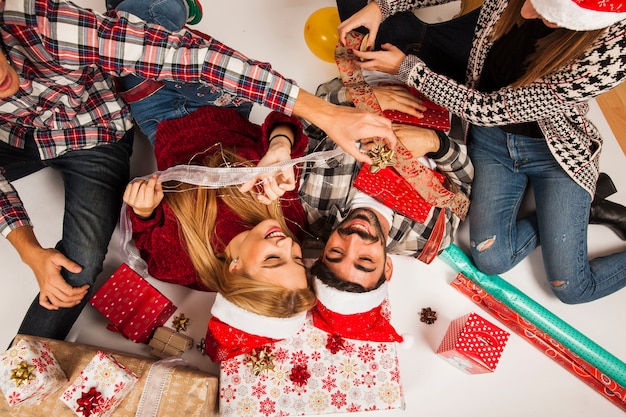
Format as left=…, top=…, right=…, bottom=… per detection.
left=520, top=0, right=562, bottom=28
left=0, top=52, right=20, bottom=99
left=227, top=219, right=308, bottom=290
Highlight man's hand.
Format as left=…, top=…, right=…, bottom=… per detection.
left=7, top=226, right=87, bottom=310
left=351, top=43, right=406, bottom=75
left=393, top=124, right=441, bottom=158
left=338, top=1, right=382, bottom=49
left=293, top=90, right=396, bottom=164
left=123, top=175, right=164, bottom=219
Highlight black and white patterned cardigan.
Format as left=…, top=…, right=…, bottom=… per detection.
left=378, top=0, right=626, bottom=196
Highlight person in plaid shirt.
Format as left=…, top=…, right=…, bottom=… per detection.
left=299, top=77, right=473, bottom=291
left=0, top=0, right=397, bottom=341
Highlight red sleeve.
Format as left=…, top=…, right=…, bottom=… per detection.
left=128, top=204, right=213, bottom=291
left=261, top=111, right=309, bottom=158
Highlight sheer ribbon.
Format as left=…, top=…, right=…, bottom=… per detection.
left=119, top=149, right=344, bottom=276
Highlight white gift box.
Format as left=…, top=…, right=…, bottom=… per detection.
left=0, top=338, right=67, bottom=406
left=59, top=351, right=139, bottom=417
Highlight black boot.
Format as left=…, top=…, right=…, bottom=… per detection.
left=589, top=198, right=626, bottom=240
left=595, top=172, right=617, bottom=200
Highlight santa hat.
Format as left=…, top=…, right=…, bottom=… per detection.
left=311, top=278, right=403, bottom=343
left=204, top=293, right=307, bottom=361
left=530, top=0, right=626, bottom=30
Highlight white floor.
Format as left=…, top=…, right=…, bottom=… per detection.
left=1, top=1, right=625, bottom=416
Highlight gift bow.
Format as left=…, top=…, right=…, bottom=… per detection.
left=76, top=387, right=104, bottom=417
left=10, top=361, right=35, bottom=387
left=245, top=347, right=276, bottom=376
left=172, top=313, right=190, bottom=332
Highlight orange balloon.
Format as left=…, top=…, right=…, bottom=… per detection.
left=303, top=7, right=341, bottom=63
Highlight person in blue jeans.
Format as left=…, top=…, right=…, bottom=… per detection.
left=339, top=0, right=626, bottom=304
left=110, top=0, right=253, bottom=144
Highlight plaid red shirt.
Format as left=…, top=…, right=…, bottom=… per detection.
left=0, top=0, right=299, bottom=236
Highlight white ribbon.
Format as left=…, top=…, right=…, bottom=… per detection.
left=120, top=148, right=344, bottom=276
left=135, top=357, right=192, bottom=417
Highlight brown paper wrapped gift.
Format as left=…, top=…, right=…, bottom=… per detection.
left=0, top=335, right=218, bottom=417
left=148, top=327, right=194, bottom=359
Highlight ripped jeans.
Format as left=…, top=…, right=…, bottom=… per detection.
left=468, top=125, right=626, bottom=304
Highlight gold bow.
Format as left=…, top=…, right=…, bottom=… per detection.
left=172, top=313, right=190, bottom=332
left=245, top=347, right=276, bottom=376
left=10, top=361, right=35, bottom=387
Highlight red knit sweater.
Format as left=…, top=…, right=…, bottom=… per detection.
left=129, top=106, right=308, bottom=291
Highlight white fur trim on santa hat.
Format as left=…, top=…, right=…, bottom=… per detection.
left=211, top=293, right=306, bottom=339
left=530, top=0, right=626, bottom=31
left=315, top=278, right=388, bottom=315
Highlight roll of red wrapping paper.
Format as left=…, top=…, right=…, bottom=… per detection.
left=440, top=244, right=626, bottom=389
left=451, top=273, right=626, bottom=411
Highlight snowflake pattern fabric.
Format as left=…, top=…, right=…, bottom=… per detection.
left=218, top=314, right=405, bottom=416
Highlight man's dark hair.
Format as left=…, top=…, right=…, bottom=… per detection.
left=310, top=259, right=386, bottom=293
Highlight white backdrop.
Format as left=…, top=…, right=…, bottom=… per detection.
left=1, top=1, right=625, bottom=416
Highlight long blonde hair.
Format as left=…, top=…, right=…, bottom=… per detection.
left=163, top=148, right=316, bottom=317
left=491, top=0, right=605, bottom=87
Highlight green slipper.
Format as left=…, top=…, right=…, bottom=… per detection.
left=185, top=0, right=203, bottom=25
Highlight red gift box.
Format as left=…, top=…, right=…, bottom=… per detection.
left=353, top=164, right=446, bottom=224
left=89, top=264, right=177, bottom=343
left=436, top=312, right=509, bottom=374
left=382, top=86, right=451, bottom=131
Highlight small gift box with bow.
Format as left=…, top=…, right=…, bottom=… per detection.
left=148, top=326, right=194, bottom=359
left=89, top=263, right=178, bottom=343
left=436, top=312, right=510, bottom=374
left=59, top=351, right=138, bottom=417
left=0, top=339, right=67, bottom=406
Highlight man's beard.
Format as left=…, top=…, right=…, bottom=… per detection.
left=337, top=207, right=385, bottom=244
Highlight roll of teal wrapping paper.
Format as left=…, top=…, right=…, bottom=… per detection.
left=440, top=243, right=626, bottom=388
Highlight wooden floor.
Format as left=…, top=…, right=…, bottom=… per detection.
left=597, top=82, right=626, bottom=155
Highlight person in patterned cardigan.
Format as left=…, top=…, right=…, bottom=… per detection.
left=338, top=0, right=626, bottom=303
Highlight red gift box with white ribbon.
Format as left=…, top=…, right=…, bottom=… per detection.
left=436, top=312, right=510, bottom=374
left=89, top=264, right=177, bottom=343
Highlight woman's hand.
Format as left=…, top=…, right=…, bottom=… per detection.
left=352, top=43, right=406, bottom=75
left=338, top=1, right=382, bottom=50
left=393, top=124, right=441, bottom=158
left=239, top=135, right=295, bottom=204
left=371, top=84, right=426, bottom=116
left=123, top=175, right=164, bottom=219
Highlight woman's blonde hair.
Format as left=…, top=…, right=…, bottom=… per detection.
left=163, top=148, right=316, bottom=318
left=491, top=0, right=605, bottom=87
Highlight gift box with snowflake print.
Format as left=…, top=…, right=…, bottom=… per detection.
left=0, top=338, right=67, bottom=407
left=218, top=314, right=405, bottom=416
left=59, top=351, right=139, bottom=417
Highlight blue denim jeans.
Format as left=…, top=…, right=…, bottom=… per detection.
left=113, top=0, right=252, bottom=144
left=0, top=130, right=133, bottom=339
left=468, top=125, right=626, bottom=304
left=336, top=0, right=479, bottom=83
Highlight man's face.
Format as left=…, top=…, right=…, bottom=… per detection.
left=321, top=208, right=391, bottom=289
left=0, top=52, right=19, bottom=99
